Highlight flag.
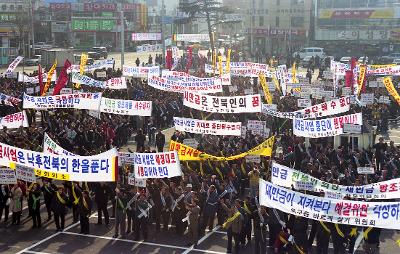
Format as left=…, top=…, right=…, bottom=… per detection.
left=53, top=60, right=71, bottom=95
left=74, top=53, right=88, bottom=89
left=41, top=61, right=57, bottom=96
left=218, top=56, right=223, bottom=76
left=166, top=49, right=172, bottom=70
left=185, top=46, right=193, bottom=73
left=38, top=64, right=44, bottom=95
left=226, top=49, right=231, bottom=74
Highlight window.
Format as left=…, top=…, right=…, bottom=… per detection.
left=17, top=5, right=22, bottom=10
left=259, top=16, right=264, bottom=26
left=1, top=5, right=6, bottom=10
left=277, top=0, right=280, bottom=5
left=9, top=5, right=14, bottom=10
left=291, top=17, right=304, bottom=27
left=276, top=17, right=279, bottom=27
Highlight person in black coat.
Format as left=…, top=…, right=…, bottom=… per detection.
left=135, top=129, right=146, bottom=152
left=252, top=206, right=269, bottom=254
left=93, top=182, right=111, bottom=225
left=51, top=186, right=70, bottom=232
left=28, top=183, right=42, bottom=228
left=41, top=178, right=57, bottom=221
left=155, top=130, right=165, bottom=152
left=78, top=190, right=92, bottom=234
left=0, top=184, right=10, bottom=223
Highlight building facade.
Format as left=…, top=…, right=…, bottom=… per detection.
left=314, top=0, right=400, bottom=57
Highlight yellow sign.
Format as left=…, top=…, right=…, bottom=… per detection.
left=218, top=55, right=223, bottom=76
left=41, top=60, right=57, bottom=96
left=226, top=48, right=231, bottom=74
left=370, top=64, right=396, bottom=69
left=75, top=53, right=88, bottom=89
left=212, top=49, right=217, bottom=74
left=292, top=62, right=298, bottom=83
left=358, top=65, right=367, bottom=96
left=259, top=73, right=272, bottom=104
left=272, top=75, right=281, bottom=94
left=35, top=169, right=70, bottom=181
left=169, top=136, right=275, bottom=161
left=383, top=77, right=400, bottom=105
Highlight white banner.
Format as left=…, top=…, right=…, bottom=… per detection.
left=68, top=59, right=114, bottom=73
left=0, top=141, right=118, bottom=182
left=137, top=44, right=162, bottom=52
left=15, top=166, right=37, bottom=183
left=100, top=97, right=152, bottom=116
left=263, top=96, right=352, bottom=119
left=183, top=91, right=262, bottom=113
left=173, top=117, right=241, bottom=136
left=175, top=34, right=210, bottom=42
left=134, top=151, right=182, bottom=179
left=205, top=64, right=272, bottom=77
left=71, top=73, right=127, bottom=89
left=0, top=93, right=22, bottom=106
left=148, top=76, right=222, bottom=94
left=60, top=88, right=73, bottom=95
left=245, top=155, right=261, bottom=163
left=367, top=65, right=400, bottom=76
left=361, top=93, right=374, bottom=106
left=260, top=179, right=400, bottom=230
left=358, top=167, right=375, bottom=175
left=43, top=133, right=77, bottom=156
left=247, top=120, right=268, bottom=137
left=297, top=98, right=312, bottom=108
left=118, top=152, right=135, bottom=165
left=131, top=33, right=161, bottom=41
left=128, top=173, right=146, bottom=187
left=23, top=93, right=102, bottom=111
left=18, top=72, right=57, bottom=83
left=293, top=113, right=362, bottom=138
left=6, top=56, right=23, bottom=74
left=122, top=65, right=160, bottom=78
left=0, top=111, right=29, bottom=129
left=0, top=168, right=17, bottom=184
left=270, top=162, right=399, bottom=199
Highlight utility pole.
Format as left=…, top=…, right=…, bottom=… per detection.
left=249, top=0, right=254, bottom=58
left=29, top=0, right=35, bottom=58
left=120, top=10, right=125, bottom=70
left=161, top=0, right=166, bottom=66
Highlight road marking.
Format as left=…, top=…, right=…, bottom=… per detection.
left=181, top=225, right=221, bottom=254
left=23, top=250, right=52, bottom=254
left=16, top=205, right=112, bottom=254
left=61, top=231, right=226, bottom=254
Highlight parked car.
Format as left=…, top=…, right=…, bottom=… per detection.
left=25, top=55, right=41, bottom=66
left=87, top=51, right=101, bottom=60
left=92, top=47, right=108, bottom=59
left=340, top=56, right=351, bottom=64
left=293, top=47, right=326, bottom=59
left=381, top=53, right=400, bottom=63
left=74, top=54, right=94, bottom=65
left=300, top=56, right=313, bottom=68
left=394, top=59, right=400, bottom=65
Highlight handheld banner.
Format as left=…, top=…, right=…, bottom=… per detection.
left=122, top=65, right=160, bottom=78
left=71, top=72, right=127, bottom=89
left=23, top=93, right=102, bottom=111
left=169, top=136, right=274, bottom=161
left=128, top=173, right=146, bottom=187
left=68, top=59, right=114, bottom=73
left=263, top=96, right=352, bottom=119
left=100, top=97, right=152, bottom=116
left=173, top=117, right=242, bottom=136
left=0, top=111, right=29, bottom=129
left=270, top=162, right=399, bottom=199
left=148, top=76, right=222, bottom=94
left=293, top=113, right=362, bottom=138
left=183, top=91, right=262, bottom=113
left=0, top=168, right=17, bottom=184
left=15, top=166, right=37, bottom=183
left=259, top=179, right=400, bottom=230
left=383, top=77, right=400, bottom=106
left=134, top=151, right=182, bottom=179
left=6, top=56, right=23, bottom=74
left=0, top=93, right=21, bottom=106
left=0, top=142, right=118, bottom=182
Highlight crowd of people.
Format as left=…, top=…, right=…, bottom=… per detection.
left=0, top=49, right=399, bottom=254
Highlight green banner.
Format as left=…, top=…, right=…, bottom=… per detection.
left=72, top=19, right=115, bottom=31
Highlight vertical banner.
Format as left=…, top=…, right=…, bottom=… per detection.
left=186, top=46, right=193, bottom=73
left=166, top=49, right=172, bottom=70
left=226, top=49, right=231, bottom=74
left=292, top=62, right=297, bottom=83
left=75, top=53, right=88, bottom=89
left=259, top=74, right=272, bottom=104
left=218, top=55, right=223, bottom=76
left=53, top=59, right=71, bottom=95
left=358, top=65, right=367, bottom=96
left=212, top=48, right=217, bottom=74
left=383, top=76, right=400, bottom=105
left=38, top=64, right=44, bottom=95
left=6, top=56, right=23, bottom=74
left=41, top=61, right=57, bottom=96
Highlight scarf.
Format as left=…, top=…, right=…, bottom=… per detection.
left=223, top=211, right=241, bottom=229
left=32, top=193, right=40, bottom=210
left=56, top=192, right=66, bottom=205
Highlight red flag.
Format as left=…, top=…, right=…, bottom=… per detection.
left=38, top=64, right=44, bottom=95
left=52, top=59, right=71, bottom=95
left=185, top=46, right=193, bottom=73
left=166, top=49, right=172, bottom=70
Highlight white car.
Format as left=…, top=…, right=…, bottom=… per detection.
left=358, top=56, right=368, bottom=64
left=25, top=55, right=41, bottom=66
left=393, top=59, right=400, bottom=65
left=340, top=56, right=351, bottom=64
left=293, top=47, right=326, bottom=59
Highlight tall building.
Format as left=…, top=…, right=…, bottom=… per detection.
left=314, top=0, right=400, bottom=56
left=227, top=0, right=312, bottom=56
